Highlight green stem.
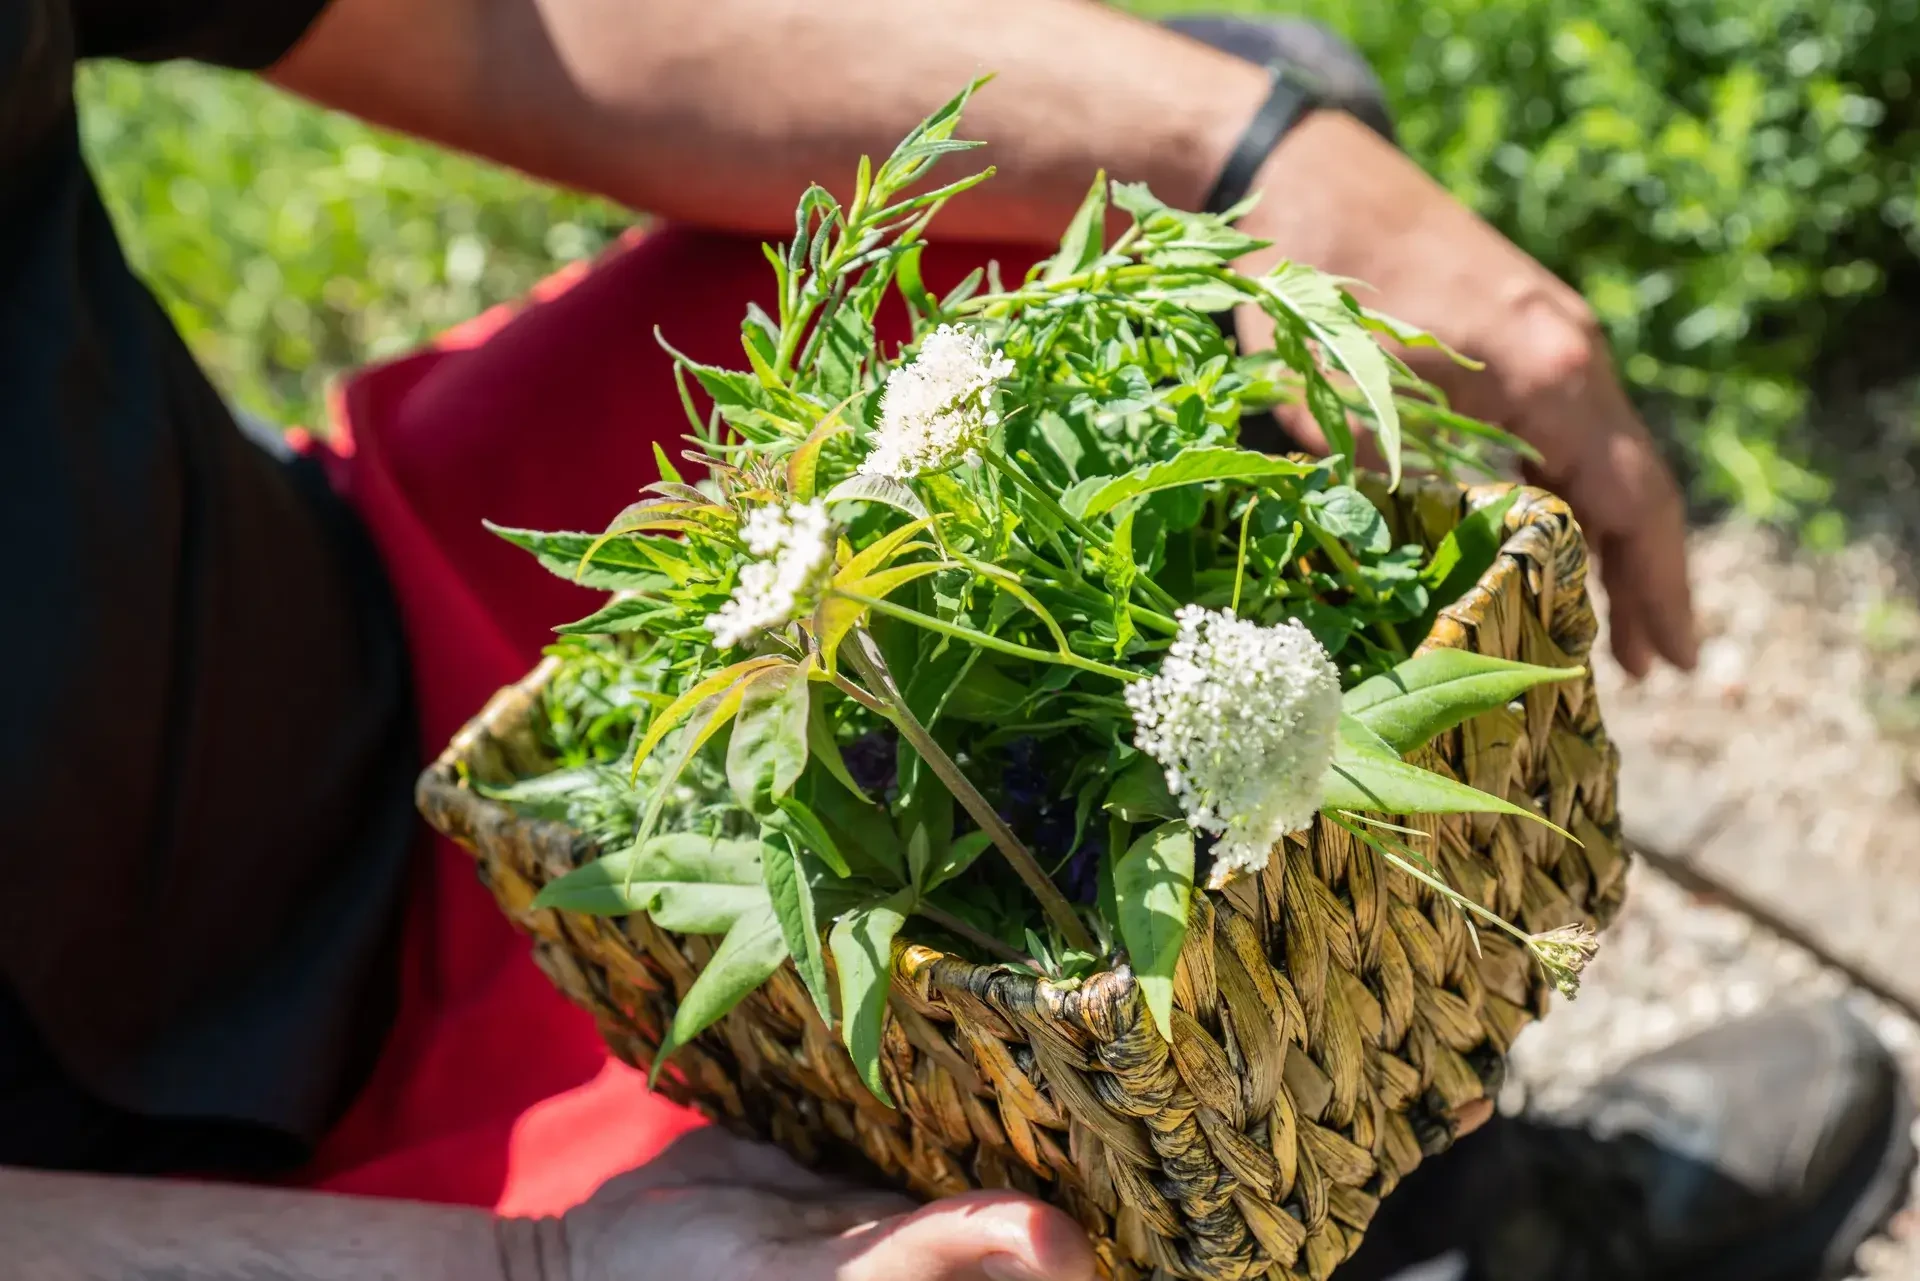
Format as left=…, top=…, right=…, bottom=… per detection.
left=844, top=633, right=1097, bottom=955
left=1231, top=496, right=1259, bottom=616
left=982, top=448, right=1183, bottom=616
left=982, top=447, right=1108, bottom=551
left=838, top=592, right=1139, bottom=684
left=1012, top=547, right=1179, bottom=636
left=1326, top=811, right=1530, bottom=950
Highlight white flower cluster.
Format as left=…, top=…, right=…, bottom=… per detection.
left=858, top=324, right=1014, bottom=480
left=1125, top=606, right=1342, bottom=888
left=704, top=499, right=836, bottom=649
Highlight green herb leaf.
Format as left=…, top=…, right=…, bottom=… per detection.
left=762, top=829, right=832, bottom=1021
left=1343, top=650, right=1582, bottom=756
left=1322, top=717, right=1569, bottom=836
left=768, top=794, right=852, bottom=878
left=1114, top=820, right=1194, bottom=1041
left=1305, top=485, right=1390, bottom=555
left=925, top=829, right=993, bottom=890
left=1104, top=755, right=1180, bottom=823
left=532, top=834, right=766, bottom=927
left=1078, top=448, right=1317, bottom=520
left=806, top=698, right=871, bottom=803
left=830, top=889, right=914, bottom=1103
left=485, top=523, right=662, bottom=591
left=726, top=663, right=812, bottom=818
left=653, top=903, right=789, bottom=1084
left=1419, top=488, right=1521, bottom=615
left=1044, top=172, right=1108, bottom=283
left=553, top=595, right=672, bottom=637
left=824, top=473, right=930, bottom=520
left=1259, top=262, right=1405, bottom=486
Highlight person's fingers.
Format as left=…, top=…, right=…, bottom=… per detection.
left=1617, top=469, right=1696, bottom=672
left=830, top=1191, right=1097, bottom=1281
left=1600, top=541, right=1656, bottom=679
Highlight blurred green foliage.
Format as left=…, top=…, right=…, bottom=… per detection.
left=1135, top=0, right=1920, bottom=527
left=78, top=62, right=631, bottom=430
left=82, top=0, right=1920, bottom=525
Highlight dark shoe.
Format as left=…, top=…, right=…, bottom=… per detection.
left=1344, top=1000, right=1915, bottom=1281
left=1159, top=14, right=1397, bottom=142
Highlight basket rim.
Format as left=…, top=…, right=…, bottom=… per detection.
left=417, top=474, right=1591, bottom=1029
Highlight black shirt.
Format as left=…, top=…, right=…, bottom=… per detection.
left=1, top=0, right=416, bottom=1175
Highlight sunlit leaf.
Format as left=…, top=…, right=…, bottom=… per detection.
left=1260, top=262, right=1405, bottom=486
left=1343, top=649, right=1581, bottom=756
left=1114, top=821, right=1194, bottom=1041
left=653, top=903, right=789, bottom=1083
left=762, top=829, right=832, bottom=1021
left=824, top=473, right=929, bottom=520
left=1078, top=448, right=1316, bottom=520
left=830, top=889, right=915, bottom=1104
left=532, top=833, right=765, bottom=924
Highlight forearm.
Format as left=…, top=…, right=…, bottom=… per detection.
left=0, top=1166, right=517, bottom=1281
left=269, top=0, right=1269, bottom=242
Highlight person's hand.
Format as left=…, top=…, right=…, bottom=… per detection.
left=549, top=1127, right=1096, bottom=1281
left=1236, top=111, right=1697, bottom=677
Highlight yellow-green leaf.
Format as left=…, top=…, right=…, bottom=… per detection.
left=631, top=656, right=788, bottom=783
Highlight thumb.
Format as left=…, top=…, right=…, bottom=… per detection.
left=830, top=1190, right=1097, bottom=1281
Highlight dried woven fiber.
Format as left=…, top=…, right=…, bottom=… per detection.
left=418, top=476, right=1626, bottom=1281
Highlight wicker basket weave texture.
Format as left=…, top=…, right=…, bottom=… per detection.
left=417, top=477, right=1627, bottom=1281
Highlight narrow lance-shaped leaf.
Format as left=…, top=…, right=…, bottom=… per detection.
left=824, top=473, right=930, bottom=521
left=805, top=696, right=871, bottom=804
left=630, top=656, right=790, bottom=784
left=554, top=595, right=673, bottom=637
left=842, top=515, right=938, bottom=582
left=762, top=829, right=833, bottom=1022
left=769, top=794, right=852, bottom=878
left=651, top=440, right=684, bottom=484
left=1114, top=821, right=1194, bottom=1041
left=628, top=679, right=762, bottom=856
left=1077, top=448, right=1317, bottom=520
left=787, top=393, right=860, bottom=502
left=924, top=829, right=993, bottom=891
left=814, top=560, right=956, bottom=669
left=830, top=889, right=915, bottom=1104
left=1043, top=172, right=1108, bottom=283
left=1260, top=262, right=1406, bottom=486
left=485, top=523, right=661, bottom=591
left=1322, top=715, right=1575, bottom=840
left=1342, top=649, right=1582, bottom=757
left=652, top=904, right=789, bottom=1085
left=1418, top=488, right=1521, bottom=624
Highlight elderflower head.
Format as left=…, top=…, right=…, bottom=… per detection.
left=858, top=324, right=1015, bottom=480
left=1126, top=606, right=1341, bottom=888
left=1528, top=923, right=1600, bottom=1000
left=704, top=499, right=835, bottom=649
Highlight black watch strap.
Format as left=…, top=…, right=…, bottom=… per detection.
left=1201, top=64, right=1322, bottom=215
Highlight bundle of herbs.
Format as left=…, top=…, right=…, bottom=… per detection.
left=482, top=81, right=1597, bottom=1102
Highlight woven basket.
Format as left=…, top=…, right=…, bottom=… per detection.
left=418, top=475, right=1626, bottom=1281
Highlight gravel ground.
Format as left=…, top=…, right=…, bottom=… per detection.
left=1504, top=866, right=1920, bottom=1278
left=1493, top=520, right=1920, bottom=1278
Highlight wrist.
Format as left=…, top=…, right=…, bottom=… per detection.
left=494, top=1214, right=573, bottom=1281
